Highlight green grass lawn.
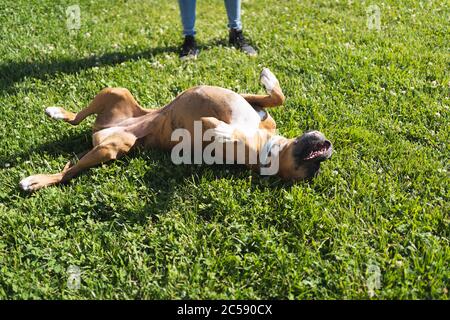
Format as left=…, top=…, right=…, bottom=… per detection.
left=0, top=0, right=448, bottom=299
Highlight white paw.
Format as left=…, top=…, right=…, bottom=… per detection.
left=19, top=176, right=37, bottom=191
left=260, top=68, right=279, bottom=93
left=213, top=122, right=235, bottom=143
left=45, top=107, right=66, bottom=120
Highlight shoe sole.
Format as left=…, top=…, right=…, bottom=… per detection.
left=180, top=54, right=198, bottom=61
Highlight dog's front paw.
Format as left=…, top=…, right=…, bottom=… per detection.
left=213, top=122, right=236, bottom=143
left=260, top=68, right=279, bottom=94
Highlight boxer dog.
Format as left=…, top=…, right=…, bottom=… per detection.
left=19, top=68, right=332, bottom=191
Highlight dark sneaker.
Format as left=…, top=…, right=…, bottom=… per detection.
left=229, top=29, right=257, bottom=56
left=179, top=35, right=199, bottom=60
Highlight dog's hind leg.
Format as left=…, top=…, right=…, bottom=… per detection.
left=240, top=68, right=285, bottom=108
left=45, top=88, right=150, bottom=131
left=19, top=131, right=137, bottom=192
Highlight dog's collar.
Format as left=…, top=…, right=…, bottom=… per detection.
left=259, top=135, right=286, bottom=169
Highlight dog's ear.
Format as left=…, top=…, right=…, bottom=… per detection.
left=291, top=137, right=305, bottom=168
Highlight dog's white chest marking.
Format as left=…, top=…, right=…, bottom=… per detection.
left=228, top=96, right=261, bottom=137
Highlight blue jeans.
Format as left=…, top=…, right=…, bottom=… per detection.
left=178, top=0, right=242, bottom=36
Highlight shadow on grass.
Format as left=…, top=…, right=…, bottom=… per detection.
left=0, top=45, right=179, bottom=95
left=86, top=149, right=265, bottom=226
left=10, top=131, right=292, bottom=226
left=0, top=38, right=235, bottom=95
left=0, top=129, right=92, bottom=168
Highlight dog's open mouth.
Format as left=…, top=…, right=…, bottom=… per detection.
left=303, top=140, right=332, bottom=161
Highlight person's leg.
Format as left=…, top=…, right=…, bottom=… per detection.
left=178, top=0, right=196, bottom=36
left=178, top=0, right=199, bottom=59
left=224, top=0, right=257, bottom=56
left=224, top=0, right=242, bottom=31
